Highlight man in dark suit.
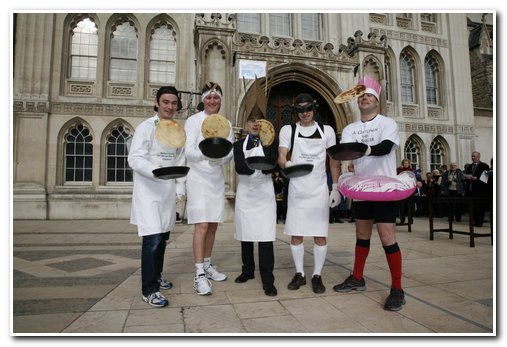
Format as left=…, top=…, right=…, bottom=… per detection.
left=463, top=151, right=490, bottom=227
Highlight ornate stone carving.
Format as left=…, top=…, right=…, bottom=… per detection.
left=12, top=100, right=50, bottom=113
left=372, top=28, right=448, bottom=47
left=421, top=21, right=437, bottom=33
left=204, top=40, right=227, bottom=60
left=369, top=13, right=387, bottom=25
left=233, top=32, right=358, bottom=63
left=396, top=17, right=412, bottom=29
left=195, top=13, right=235, bottom=30
left=68, top=83, right=93, bottom=95
left=427, top=106, right=443, bottom=120
left=51, top=102, right=153, bottom=117
left=111, top=86, right=133, bottom=96
left=402, top=104, right=419, bottom=118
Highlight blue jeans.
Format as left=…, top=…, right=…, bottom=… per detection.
left=141, top=231, right=170, bottom=296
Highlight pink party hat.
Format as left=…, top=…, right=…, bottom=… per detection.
left=358, top=76, right=381, bottom=100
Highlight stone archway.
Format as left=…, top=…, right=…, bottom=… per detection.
left=237, top=62, right=354, bottom=136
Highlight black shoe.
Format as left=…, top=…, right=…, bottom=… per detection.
left=311, top=275, right=326, bottom=294
left=287, top=272, right=306, bottom=290
left=263, top=284, right=278, bottom=296
left=384, top=288, right=406, bottom=311
left=234, top=273, right=254, bottom=283
left=335, top=218, right=344, bottom=223
left=333, top=274, right=366, bottom=293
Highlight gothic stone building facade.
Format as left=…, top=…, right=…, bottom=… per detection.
left=12, top=12, right=494, bottom=220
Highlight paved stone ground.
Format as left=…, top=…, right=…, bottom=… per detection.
left=11, top=217, right=495, bottom=336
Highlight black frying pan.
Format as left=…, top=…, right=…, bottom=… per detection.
left=245, top=156, right=278, bottom=171
left=327, top=142, right=368, bottom=161
left=282, top=164, right=314, bottom=178
left=153, top=166, right=190, bottom=180
left=199, top=137, right=233, bottom=159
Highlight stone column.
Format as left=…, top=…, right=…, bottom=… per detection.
left=12, top=13, right=55, bottom=219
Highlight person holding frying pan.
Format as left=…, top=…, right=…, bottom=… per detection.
left=233, top=107, right=279, bottom=296
left=278, top=92, right=341, bottom=294
left=128, top=86, right=186, bottom=308
left=184, top=82, right=234, bottom=296
left=332, top=77, right=405, bottom=311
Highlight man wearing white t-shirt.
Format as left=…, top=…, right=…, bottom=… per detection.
left=333, top=77, right=406, bottom=311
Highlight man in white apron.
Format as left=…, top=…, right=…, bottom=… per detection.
left=332, top=77, right=406, bottom=311
left=278, top=93, right=341, bottom=294
left=128, top=86, right=186, bottom=308
left=184, top=82, right=234, bottom=295
left=233, top=109, right=278, bottom=296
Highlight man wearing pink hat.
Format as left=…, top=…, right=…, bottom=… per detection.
left=333, top=77, right=405, bottom=311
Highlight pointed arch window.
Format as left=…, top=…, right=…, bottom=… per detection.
left=404, top=137, right=421, bottom=171
left=110, top=20, right=138, bottom=82
left=106, top=125, right=132, bottom=182
left=400, top=52, right=415, bottom=103
left=425, top=55, right=439, bottom=105
left=430, top=138, right=445, bottom=171
left=64, top=124, right=93, bottom=182
left=70, top=17, right=98, bottom=79
left=149, top=24, right=177, bottom=84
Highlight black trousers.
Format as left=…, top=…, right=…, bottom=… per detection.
left=240, top=241, right=275, bottom=286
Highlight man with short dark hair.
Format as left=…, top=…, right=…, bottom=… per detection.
left=128, top=86, right=185, bottom=308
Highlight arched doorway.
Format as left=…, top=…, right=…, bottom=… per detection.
left=236, top=62, right=353, bottom=138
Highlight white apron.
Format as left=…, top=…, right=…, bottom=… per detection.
left=234, top=138, right=277, bottom=241
left=129, top=116, right=180, bottom=236
left=284, top=123, right=329, bottom=237
left=186, top=111, right=230, bottom=224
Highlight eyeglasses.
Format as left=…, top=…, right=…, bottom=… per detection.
left=294, top=103, right=314, bottom=114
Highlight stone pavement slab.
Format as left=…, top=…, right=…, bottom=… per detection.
left=11, top=217, right=495, bottom=335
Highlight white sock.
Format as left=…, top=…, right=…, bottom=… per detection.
left=195, top=263, right=205, bottom=276
left=203, top=257, right=211, bottom=269
left=312, top=244, right=328, bottom=277
left=290, top=243, right=305, bottom=277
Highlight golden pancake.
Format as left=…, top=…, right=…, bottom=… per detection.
left=201, top=114, right=230, bottom=139
left=256, top=119, right=275, bottom=146
left=155, top=119, right=186, bottom=148
left=334, top=85, right=366, bottom=104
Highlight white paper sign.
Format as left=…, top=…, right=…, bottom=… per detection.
left=480, top=171, right=489, bottom=184
left=239, top=60, right=266, bottom=79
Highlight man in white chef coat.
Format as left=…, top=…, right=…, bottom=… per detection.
left=278, top=92, right=341, bottom=294
left=184, top=82, right=234, bottom=295
left=128, top=86, right=186, bottom=308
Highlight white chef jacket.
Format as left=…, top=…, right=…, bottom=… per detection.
left=128, top=115, right=186, bottom=237
left=184, top=111, right=234, bottom=224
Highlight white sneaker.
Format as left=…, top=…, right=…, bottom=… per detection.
left=193, top=274, right=212, bottom=295
left=204, top=264, right=227, bottom=281
left=142, top=291, right=168, bottom=308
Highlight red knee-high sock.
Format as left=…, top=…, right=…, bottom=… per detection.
left=352, top=239, right=370, bottom=281
left=384, top=243, right=402, bottom=290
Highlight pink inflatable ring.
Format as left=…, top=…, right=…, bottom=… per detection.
left=338, top=171, right=417, bottom=202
